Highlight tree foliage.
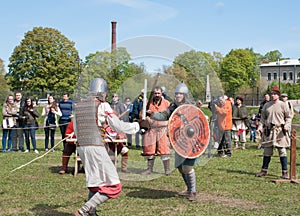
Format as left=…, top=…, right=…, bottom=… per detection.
left=263, top=50, right=282, bottom=62
left=166, top=50, right=222, bottom=100
left=220, top=48, right=259, bottom=96
left=0, top=58, right=10, bottom=102
left=6, top=27, right=80, bottom=95
left=77, top=47, right=144, bottom=99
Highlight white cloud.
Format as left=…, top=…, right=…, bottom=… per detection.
left=17, top=23, right=31, bottom=28
left=215, top=2, right=225, bottom=8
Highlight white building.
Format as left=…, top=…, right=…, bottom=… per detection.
left=260, top=59, right=300, bottom=84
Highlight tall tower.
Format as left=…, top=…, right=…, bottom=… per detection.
left=111, top=21, right=117, bottom=52
left=206, top=75, right=211, bottom=102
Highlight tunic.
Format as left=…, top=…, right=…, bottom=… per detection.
left=259, top=100, right=291, bottom=148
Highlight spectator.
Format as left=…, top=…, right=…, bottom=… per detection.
left=11, top=91, right=25, bottom=152
left=123, top=97, right=133, bottom=146
left=249, top=114, right=259, bottom=144
left=58, top=92, right=74, bottom=149
left=257, top=93, right=270, bottom=120
left=2, top=95, right=17, bottom=152
left=42, top=95, right=62, bottom=152
left=280, top=93, right=294, bottom=119
left=22, top=97, right=40, bottom=153
left=129, top=89, right=144, bottom=149
left=232, top=96, right=249, bottom=150
left=110, top=93, right=126, bottom=121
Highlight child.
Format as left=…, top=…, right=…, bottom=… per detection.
left=249, top=114, right=259, bottom=143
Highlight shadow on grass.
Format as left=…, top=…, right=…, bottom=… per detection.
left=124, top=186, right=177, bottom=199
left=30, top=204, right=70, bottom=216
left=218, top=168, right=280, bottom=178
left=48, top=165, right=85, bottom=175
left=48, top=166, right=61, bottom=173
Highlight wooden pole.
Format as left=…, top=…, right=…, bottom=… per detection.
left=273, top=129, right=300, bottom=184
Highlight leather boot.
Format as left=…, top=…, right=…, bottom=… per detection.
left=121, top=154, right=129, bottom=173
left=141, top=158, right=155, bottom=175
left=255, top=169, right=267, bottom=177
left=281, top=170, right=289, bottom=179
left=188, top=192, right=197, bottom=201
left=59, top=153, right=70, bottom=174
left=163, top=159, right=171, bottom=176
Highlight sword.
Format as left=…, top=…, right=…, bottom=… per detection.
left=142, top=79, right=147, bottom=120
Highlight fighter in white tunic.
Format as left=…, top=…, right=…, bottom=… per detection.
left=72, top=78, right=139, bottom=216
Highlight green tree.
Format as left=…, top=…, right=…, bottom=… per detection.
left=77, top=48, right=144, bottom=99
left=263, top=50, right=282, bottom=62
left=170, top=50, right=222, bottom=100
left=220, top=48, right=259, bottom=96
left=0, top=58, right=10, bottom=102
left=6, top=27, right=80, bottom=95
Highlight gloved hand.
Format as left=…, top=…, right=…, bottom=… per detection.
left=139, top=119, right=150, bottom=135
left=146, top=110, right=153, bottom=117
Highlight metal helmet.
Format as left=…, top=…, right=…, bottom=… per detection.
left=175, top=81, right=189, bottom=94
left=88, top=78, right=108, bottom=100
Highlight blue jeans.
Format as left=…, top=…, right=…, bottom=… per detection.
left=2, top=128, right=14, bottom=151
left=250, top=127, right=256, bottom=142
left=24, top=124, right=37, bottom=151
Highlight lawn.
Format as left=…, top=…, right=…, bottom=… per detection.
left=0, top=105, right=300, bottom=215
left=0, top=133, right=299, bottom=216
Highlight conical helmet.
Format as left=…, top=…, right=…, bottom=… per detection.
left=88, top=78, right=108, bottom=100
left=175, top=81, right=188, bottom=94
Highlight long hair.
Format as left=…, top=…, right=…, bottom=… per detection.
left=23, top=97, right=33, bottom=110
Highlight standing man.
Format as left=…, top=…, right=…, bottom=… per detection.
left=129, top=89, right=144, bottom=149
left=123, top=97, right=133, bottom=146
left=142, top=86, right=171, bottom=175
left=110, top=93, right=126, bottom=121
left=58, top=92, right=74, bottom=149
left=11, top=91, right=25, bottom=152
left=281, top=93, right=294, bottom=119
left=72, top=78, right=140, bottom=216
left=256, top=86, right=292, bottom=179
left=215, top=95, right=233, bottom=158
left=257, top=93, right=270, bottom=119
left=232, top=96, right=249, bottom=150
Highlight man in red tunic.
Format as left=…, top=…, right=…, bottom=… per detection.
left=141, top=86, right=171, bottom=175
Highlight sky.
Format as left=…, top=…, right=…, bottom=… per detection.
left=1, top=0, right=300, bottom=72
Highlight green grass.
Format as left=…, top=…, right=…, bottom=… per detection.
left=0, top=137, right=300, bottom=216
left=1, top=106, right=300, bottom=215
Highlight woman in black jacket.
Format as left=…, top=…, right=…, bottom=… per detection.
left=22, top=97, right=40, bottom=153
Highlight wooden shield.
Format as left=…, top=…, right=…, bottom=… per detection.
left=168, top=104, right=210, bottom=159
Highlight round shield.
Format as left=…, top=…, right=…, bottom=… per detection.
left=168, top=104, right=210, bottom=159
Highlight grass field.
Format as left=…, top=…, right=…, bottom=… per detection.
left=0, top=133, right=299, bottom=216
left=0, top=106, right=300, bottom=215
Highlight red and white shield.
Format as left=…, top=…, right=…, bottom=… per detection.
left=168, top=104, right=210, bottom=159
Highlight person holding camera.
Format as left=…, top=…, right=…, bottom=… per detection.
left=42, top=95, right=62, bottom=152
left=214, top=95, right=233, bottom=158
